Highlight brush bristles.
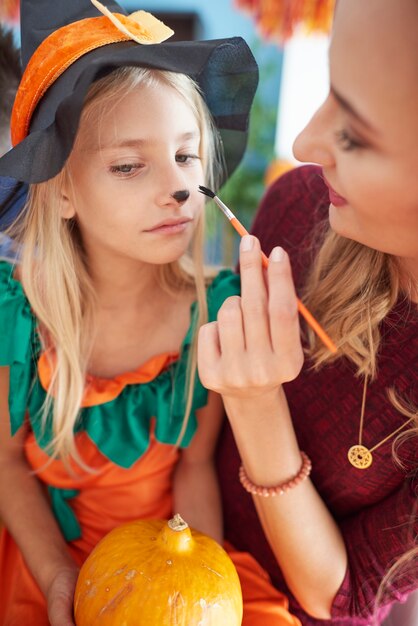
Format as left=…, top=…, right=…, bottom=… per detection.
left=198, top=185, right=216, bottom=198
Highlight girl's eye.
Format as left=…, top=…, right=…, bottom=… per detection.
left=175, top=153, right=200, bottom=164
left=109, top=163, right=142, bottom=176
left=335, top=129, right=365, bottom=151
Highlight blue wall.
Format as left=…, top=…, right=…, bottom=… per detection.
left=11, top=1, right=284, bottom=109
left=119, top=0, right=284, bottom=109
left=121, top=0, right=261, bottom=40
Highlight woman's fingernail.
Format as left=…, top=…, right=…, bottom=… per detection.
left=241, top=235, right=254, bottom=252
left=271, top=246, right=285, bottom=262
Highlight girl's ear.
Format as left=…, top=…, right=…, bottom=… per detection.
left=61, top=193, right=76, bottom=219
left=60, top=176, right=76, bottom=219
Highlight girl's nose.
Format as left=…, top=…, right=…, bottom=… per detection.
left=171, top=189, right=190, bottom=205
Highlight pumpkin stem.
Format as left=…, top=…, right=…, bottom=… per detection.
left=159, top=514, right=193, bottom=553
left=168, top=514, right=189, bottom=532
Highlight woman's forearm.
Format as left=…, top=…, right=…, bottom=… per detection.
left=223, top=387, right=347, bottom=619
left=0, top=456, right=77, bottom=596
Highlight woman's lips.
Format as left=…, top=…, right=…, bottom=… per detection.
left=323, top=175, right=348, bottom=207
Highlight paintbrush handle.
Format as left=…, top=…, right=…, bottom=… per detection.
left=229, top=218, right=337, bottom=353
left=230, top=217, right=249, bottom=238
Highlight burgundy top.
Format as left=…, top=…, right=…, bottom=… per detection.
left=216, top=165, right=418, bottom=625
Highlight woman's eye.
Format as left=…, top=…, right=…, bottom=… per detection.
left=335, top=129, right=365, bottom=151
left=175, top=153, right=200, bottom=164
left=109, top=163, right=142, bottom=176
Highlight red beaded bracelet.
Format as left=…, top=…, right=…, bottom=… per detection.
left=239, top=452, right=312, bottom=497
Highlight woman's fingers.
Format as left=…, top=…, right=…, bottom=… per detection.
left=198, top=297, right=246, bottom=391
left=239, top=236, right=271, bottom=352
left=268, top=246, right=304, bottom=379
left=197, top=322, right=221, bottom=390
left=216, top=296, right=245, bottom=355
left=198, top=239, right=304, bottom=396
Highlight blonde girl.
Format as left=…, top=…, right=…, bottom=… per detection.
left=0, top=1, right=302, bottom=625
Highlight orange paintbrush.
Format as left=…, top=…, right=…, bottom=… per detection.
left=198, top=185, right=337, bottom=354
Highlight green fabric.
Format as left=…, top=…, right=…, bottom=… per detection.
left=0, top=261, right=240, bottom=542
left=48, top=487, right=81, bottom=542
left=0, top=261, right=240, bottom=467
left=0, top=261, right=40, bottom=435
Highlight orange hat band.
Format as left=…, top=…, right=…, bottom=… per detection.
left=11, top=16, right=133, bottom=146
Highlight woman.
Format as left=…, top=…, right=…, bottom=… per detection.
left=201, top=0, right=418, bottom=624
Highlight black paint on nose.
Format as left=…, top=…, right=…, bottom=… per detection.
left=172, top=190, right=190, bottom=203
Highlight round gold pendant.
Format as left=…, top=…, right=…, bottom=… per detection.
left=348, top=445, right=373, bottom=469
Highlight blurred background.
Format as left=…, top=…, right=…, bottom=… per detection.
left=0, top=0, right=335, bottom=265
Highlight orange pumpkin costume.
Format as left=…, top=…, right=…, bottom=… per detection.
left=0, top=263, right=300, bottom=625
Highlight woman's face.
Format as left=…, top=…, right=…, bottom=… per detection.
left=293, top=0, right=418, bottom=267
left=64, top=79, right=205, bottom=267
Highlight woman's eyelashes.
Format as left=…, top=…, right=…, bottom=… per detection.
left=335, top=128, right=366, bottom=151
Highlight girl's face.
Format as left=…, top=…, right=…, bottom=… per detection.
left=293, top=0, right=418, bottom=266
left=64, top=79, right=205, bottom=267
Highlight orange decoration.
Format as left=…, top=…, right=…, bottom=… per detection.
left=264, top=158, right=294, bottom=186
left=235, top=0, right=335, bottom=42
left=0, top=0, right=19, bottom=25
left=74, top=515, right=243, bottom=626
left=11, top=8, right=173, bottom=147
left=37, top=348, right=178, bottom=407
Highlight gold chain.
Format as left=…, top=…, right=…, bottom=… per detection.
left=348, top=375, right=415, bottom=469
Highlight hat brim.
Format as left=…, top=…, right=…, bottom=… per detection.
left=0, top=37, right=258, bottom=184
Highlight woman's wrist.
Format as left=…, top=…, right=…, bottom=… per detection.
left=239, top=451, right=312, bottom=497
left=223, top=385, right=304, bottom=484
left=222, top=386, right=285, bottom=424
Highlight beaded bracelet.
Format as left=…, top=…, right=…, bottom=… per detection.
left=239, top=452, right=312, bottom=497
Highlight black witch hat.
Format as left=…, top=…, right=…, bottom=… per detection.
left=0, top=0, right=258, bottom=187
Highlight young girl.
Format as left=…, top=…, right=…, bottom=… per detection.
left=0, top=1, right=300, bottom=625
left=203, top=0, right=418, bottom=624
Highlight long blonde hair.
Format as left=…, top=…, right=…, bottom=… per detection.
left=302, top=229, right=403, bottom=377
left=303, top=226, right=418, bottom=617
left=13, top=67, right=224, bottom=467
left=303, top=226, right=417, bottom=451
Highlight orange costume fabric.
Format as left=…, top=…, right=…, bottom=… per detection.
left=0, top=431, right=299, bottom=625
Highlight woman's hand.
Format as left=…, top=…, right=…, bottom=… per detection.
left=198, top=236, right=347, bottom=619
left=46, top=565, right=79, bottom=626
left=198, top=236, right=304, bottom=402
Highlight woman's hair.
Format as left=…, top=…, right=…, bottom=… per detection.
left=303, top=227, right=418, bottom=618
left=13, top=67, right=225, bottom=467
left=302, top=229, right=402, bottom=378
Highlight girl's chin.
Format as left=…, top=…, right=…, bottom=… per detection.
left=140, top=250, right=189, bottom=265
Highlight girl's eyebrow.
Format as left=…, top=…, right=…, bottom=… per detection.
left=330, top=86, right=378, bottom=134
left=96, top=131, right=200, bottom=152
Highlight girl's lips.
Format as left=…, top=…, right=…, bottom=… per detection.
left=323, top=176, right=348, bottom=207
left=145, top=218, right=192, bottom=234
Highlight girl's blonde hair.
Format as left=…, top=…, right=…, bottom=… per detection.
left=14, top=67, right=224, bottom=467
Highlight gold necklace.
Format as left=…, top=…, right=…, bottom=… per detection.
left=347, top=375, right=415, bottom=469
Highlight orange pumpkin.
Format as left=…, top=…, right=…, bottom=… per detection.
left=74, top=514, right=243, bottom=625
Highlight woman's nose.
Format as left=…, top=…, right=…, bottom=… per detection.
left=171, top=189, right=190, bottom=205
left=293, top=95, right=335, bottom=167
